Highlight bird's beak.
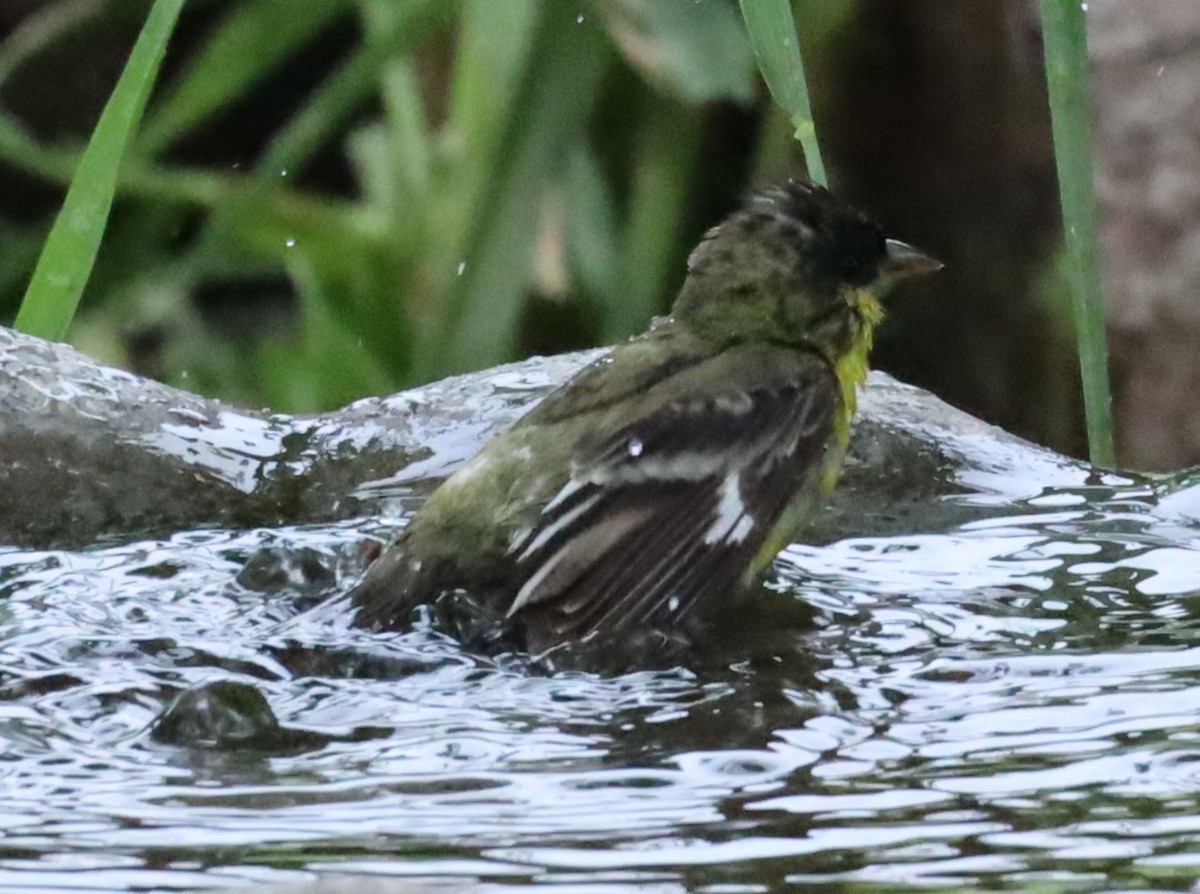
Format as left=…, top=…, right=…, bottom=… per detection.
left=881, top=238, right=943, bottom=282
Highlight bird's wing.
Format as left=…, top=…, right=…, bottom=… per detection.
left=506, top=348, right=837, bottom=646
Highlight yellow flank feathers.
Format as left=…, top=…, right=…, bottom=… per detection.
left=825, top=288, right=884, bottom=490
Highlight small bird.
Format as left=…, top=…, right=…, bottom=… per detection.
left=351, top=180, right=940, bottom=666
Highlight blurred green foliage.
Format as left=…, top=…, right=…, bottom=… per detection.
left=2, top=0, right=1108, bottom=467
left=0, top=0, right=854, bottom=412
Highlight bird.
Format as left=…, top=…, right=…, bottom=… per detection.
left=349, top=180, right=941, bottom=668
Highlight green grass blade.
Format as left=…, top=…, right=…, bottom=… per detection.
left=602, top=0, right=755, bottom=103
left=604, top=96, right=700, bottom=343
left=0, top=108, right=75, bottom=181
left=447, top=0, right=539, bottom=214
left=419, top=4, right=608, bottom=379
left=1039, top=0, right=1115, bottom=467
left=738, top=0, right=826, bottom=185
left=257, top=45, right=380, bottom=177
left=14, top=0, right=185, bottom=341
left=0, top=0, right=102, bottom=90
left=260, top=0, right=449, bottom=175
left=137, top=0, right=346, bottom=157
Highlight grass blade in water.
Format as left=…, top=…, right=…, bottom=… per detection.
left=1039, top=0, right=1115, bottom=467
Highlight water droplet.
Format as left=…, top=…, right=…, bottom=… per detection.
left=457, top=261, right=467, bottom=276
left=280, top=168, right=290, bottom=178
left=576, top=14, right=584, bottom=24
left=285, top=238, right=296, bottom=248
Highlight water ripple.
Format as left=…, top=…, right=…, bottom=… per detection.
left=4, top=484, right=1200, bottom=890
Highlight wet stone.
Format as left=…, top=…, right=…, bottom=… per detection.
left=151, top=680, right=328, bottom=754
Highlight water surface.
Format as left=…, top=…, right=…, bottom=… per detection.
left=3, top=474, right=1200, bottom=893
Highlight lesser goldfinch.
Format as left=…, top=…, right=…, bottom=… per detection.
left=350, top=180, right=940, bottom=664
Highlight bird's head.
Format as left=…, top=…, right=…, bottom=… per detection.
left=672, top=180, right=941, bottom=362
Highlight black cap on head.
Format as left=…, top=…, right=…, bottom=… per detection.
left=674, top=179, right=940, bottom=342
left=751, top=180, right=889, bottom=289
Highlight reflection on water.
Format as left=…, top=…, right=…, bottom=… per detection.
left=3, top=480, right=1200, bottom=892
